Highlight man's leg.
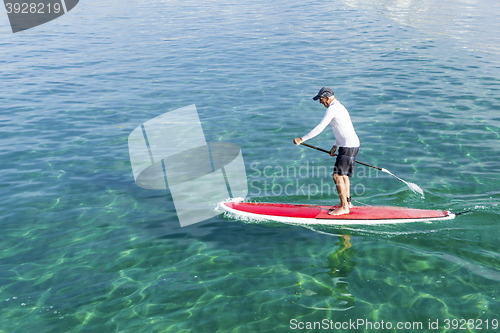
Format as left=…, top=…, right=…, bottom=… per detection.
left=329, top=174, right=350, bottom=215
left=345, top=175, right=354, bottom=209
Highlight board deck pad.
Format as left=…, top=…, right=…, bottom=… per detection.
left=315, top=205, right=447, bottom=220
left=221, top=202, right=453, bottom=224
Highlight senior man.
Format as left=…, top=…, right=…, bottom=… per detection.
left=294, top=87, right=360, bottom=215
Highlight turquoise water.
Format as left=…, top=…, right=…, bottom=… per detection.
left=1, top=0, right=500, bottom=332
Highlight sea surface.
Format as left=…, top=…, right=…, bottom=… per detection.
left=1, top=0, right=500, bottom=332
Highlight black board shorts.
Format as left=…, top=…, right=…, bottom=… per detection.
left=334, top=147, right=359, bottom=177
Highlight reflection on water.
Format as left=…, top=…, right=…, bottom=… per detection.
left=343, top=0, right=500, bottom=55
left=294, top=235, right=357, bottom=310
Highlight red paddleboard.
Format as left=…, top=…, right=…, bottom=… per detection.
left=220, top=202, right=454, bottom=225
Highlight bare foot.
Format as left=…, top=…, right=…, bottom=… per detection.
left=328, top=206, right=350, bottom=216
left=328, top=204, right=340, bottom=211
left=329, top=204, right=353, bottom=211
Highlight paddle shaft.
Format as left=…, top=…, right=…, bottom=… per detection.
left=300, top=142, right=383, bottom=171
left=299, top=142, right=425, bottom=197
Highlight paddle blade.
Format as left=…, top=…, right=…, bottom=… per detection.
left=381, top=168, right=424, bottom=198
left=407, top=182, right=425, bottom=198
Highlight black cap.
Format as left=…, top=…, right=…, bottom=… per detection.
left=312, top=87, right=334, bottom=100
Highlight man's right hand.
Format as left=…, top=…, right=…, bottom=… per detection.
left=330, top=145, right=337, bottom=156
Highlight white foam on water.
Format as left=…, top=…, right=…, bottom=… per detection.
left=215, top=197, right=270, bottom=224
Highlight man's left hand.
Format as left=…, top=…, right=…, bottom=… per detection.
left=293, top=138, right=303, bottom=145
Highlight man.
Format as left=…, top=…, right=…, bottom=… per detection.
left=293, top=87, right=360, bottom=215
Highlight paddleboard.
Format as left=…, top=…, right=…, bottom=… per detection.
left=220, top=202, right=455, bottom=224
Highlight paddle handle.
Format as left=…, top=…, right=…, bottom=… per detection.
left=300, top=142, right=383, bottom=171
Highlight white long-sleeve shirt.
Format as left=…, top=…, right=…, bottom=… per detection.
left=301, top=99, right=360, bottom=147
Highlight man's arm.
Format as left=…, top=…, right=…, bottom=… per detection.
left=299, top=108, right=335, bottom=143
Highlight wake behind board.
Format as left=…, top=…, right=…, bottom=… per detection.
left=221, top=202, right=455, bottom=225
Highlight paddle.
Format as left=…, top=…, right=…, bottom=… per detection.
left=299, top=142, right=425, bottom=197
